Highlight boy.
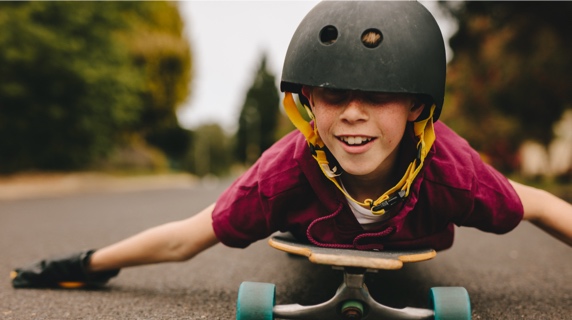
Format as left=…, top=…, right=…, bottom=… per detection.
left=11, top=1, right=571, bottom=289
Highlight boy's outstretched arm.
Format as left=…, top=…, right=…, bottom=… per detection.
left=88, top=203, right=219, bottom=271
left=11, top=203, right=219, bottom=288
left=510, top=180, right=572, bottom=247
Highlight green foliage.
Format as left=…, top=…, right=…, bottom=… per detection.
left=119, top=2, right=192, bottom=153
left=0, top=2, right=141, bottom=172
left=235, top=55, right=281, bottom=165
left=185, top=124, right=232, bottom=177
left=0, top=2, right=192, bottom=173
left=440, top=2, right=572, bottom=172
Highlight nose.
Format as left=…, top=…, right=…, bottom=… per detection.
left=340, top=96, right=368, bottom=123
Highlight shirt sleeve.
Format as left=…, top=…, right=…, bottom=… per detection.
left=429, top=122, right=524, bottom=234
left=461, top=160, right=524, bottom=234
left=211, top=163, right=272, bottom=248
left=211, top=131, right=310, bottom=248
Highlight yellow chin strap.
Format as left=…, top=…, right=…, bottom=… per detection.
left=283, top=92, right=436, bottom=216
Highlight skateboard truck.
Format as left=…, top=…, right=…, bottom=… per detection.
left=238, top=267, right=470, bottom=319
left=236, top=235, right=471, bottom=320
left=272, top=267, right=434, bottom=320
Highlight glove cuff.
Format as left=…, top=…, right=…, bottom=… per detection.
left=79, top=250, right=120, bottom=285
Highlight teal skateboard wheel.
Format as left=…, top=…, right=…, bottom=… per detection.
left=237, top=281, right=276, bottom=320
left=429, top=287, right=471, bottom=320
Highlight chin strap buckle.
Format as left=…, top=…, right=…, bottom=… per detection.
left=371, top=190, right=407, bottom=213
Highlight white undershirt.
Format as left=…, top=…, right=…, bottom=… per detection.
left=341, top=181, right=386, bottom=225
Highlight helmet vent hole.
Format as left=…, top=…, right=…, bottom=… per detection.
left=319, top=26, right=338, bottom=45
left=361, top=28, right=383, bottom=48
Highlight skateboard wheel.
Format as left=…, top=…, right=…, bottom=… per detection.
left=429, top=287, right=471, bottom=320
left=236, top=281, right=276, bottom=320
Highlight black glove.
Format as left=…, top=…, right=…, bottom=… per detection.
left=11, top=250, right=120, bottom=289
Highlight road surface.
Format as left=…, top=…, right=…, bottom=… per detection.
left=1, top=179, right=570, bottom=319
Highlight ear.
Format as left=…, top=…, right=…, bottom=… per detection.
left=407, top=101, right=425, bottom=121
left=301, top=86, right=313, bottom=107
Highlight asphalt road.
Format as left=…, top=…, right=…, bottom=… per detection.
left=1, top=180, right=570, bottom=319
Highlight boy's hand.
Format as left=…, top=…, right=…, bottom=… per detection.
left=10, top=250, right=119, bottom=289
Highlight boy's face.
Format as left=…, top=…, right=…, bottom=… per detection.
left=302, top=87, right=424, bottom=180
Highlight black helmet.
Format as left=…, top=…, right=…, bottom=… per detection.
left=280, top=1, right=446, bottom=120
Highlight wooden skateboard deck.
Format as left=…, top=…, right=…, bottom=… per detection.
left=269, top=234, right=436, bottom=270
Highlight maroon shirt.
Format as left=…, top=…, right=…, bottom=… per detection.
left=212, top=122, right=524, bottom=251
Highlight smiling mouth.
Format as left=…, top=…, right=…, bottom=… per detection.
left=338, top=136, right=374, bottom=146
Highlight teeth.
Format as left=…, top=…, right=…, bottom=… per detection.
left=340, top=136, right=372, bottom=145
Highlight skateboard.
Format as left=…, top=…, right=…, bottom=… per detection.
left=236, top=234, right=471, bottom=320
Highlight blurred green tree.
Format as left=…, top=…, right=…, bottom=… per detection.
left=440, top=2, right=572, bottom=172
left=0, top=2, right=191, bottom=173
left=120, top=2, right=192, bottom=164
left=186, top=123, right=232, bottom=177
left=235, top=54, right=281, bottom=165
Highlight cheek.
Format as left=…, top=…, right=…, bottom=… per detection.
left=376, top=111, right=409, bottom=140
left=312, top=108, right=333, bottom=133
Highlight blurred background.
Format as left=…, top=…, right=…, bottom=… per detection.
left=0, top=1, right=570, bottom=192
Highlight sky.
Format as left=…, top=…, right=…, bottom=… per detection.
left=176, top=1, right=456, bottom=133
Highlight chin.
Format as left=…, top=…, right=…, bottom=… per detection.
left=339, top=165, right=376, bottom=177
left=337, top=157, right=384, bottom=177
